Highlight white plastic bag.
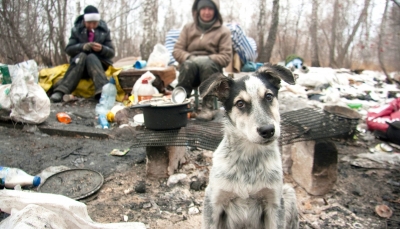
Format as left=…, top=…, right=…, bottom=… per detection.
left=0, top=189, right=146, bottom=229
left=131, top=71, right=159, bottom=104
left=0, top=84, right=12, bottom=110
left=8, top=60, right=50, bottom=124
left=147, top=44, right=170, bottom=68
left=8, top=60, right=39, bottom=83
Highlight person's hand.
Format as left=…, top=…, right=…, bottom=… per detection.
left=83, top=43, right=92, bottom=51
left=92, top=43, right=103, bottom=52
left=187, top=55, right=196, bottom=61
left=194, top=56, right=210, bottom=62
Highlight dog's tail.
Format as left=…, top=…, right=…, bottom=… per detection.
left=283, top=184, right=299, bottom=229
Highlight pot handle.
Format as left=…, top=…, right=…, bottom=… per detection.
left=179, top=108, right=194, bottom=114
left=129, top=104, right=152, bottom=109
left=179, top=102, right=194, bottom=114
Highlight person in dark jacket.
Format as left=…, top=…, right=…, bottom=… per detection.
left=173, top=0, right=232, bottom=121
left=50, top=5, right=115, bottom=102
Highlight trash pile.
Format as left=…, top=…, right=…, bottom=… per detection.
left=280, top=67, right=400, bottom=146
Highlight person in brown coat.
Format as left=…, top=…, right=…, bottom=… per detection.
left=173, top=0, right=232, bottom=121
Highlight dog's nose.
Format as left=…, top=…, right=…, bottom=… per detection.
left=257, top=124, right=275, bottom=138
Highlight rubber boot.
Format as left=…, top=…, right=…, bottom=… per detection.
left=196, top=96, right=216, bottom=121
left=50, top=91, right=64, bottom=103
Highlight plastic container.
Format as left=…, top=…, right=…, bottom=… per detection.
left=0, top=166, right=41, bottom=188
left=95, top=77, right=117, bottom=115
left=56, top=112, right=71, bottom=124
left=137, top=79, right=153, bottom=102
left=98, top=114, right=110, bottom=129
left=106, top=104, right=126, bottom=122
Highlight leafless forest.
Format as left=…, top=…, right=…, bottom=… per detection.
left=0, top=0, right=399, bottom=72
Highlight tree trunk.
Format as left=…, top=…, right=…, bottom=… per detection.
left=335, top=0, right=371, bottom=67
left=140, top=0, right=158, bottom=61
left=393, top=0, right=400, bottom=8
left=256, top=0, right=266, bottom=62
left=259, top=0, right=280, bottom=63
left=310, top=0, right=320, bottom=67
left=379, top=0, right=393, bottom=83
left=329, top=0, right=339, bottom=68
left=292, top=0, right=304, bottom=55
left=75, top=0, right=81, bottom=16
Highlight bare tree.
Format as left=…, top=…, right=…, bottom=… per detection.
left=378, top=0, right=392, bottom=83
left=310, top=0, right=320, bottom=67
left=291, top=0, right=304, bottom=55
left=329, top=0, right=339, bottom=68
left=0, top=0, right=69, bottom=65
left=258, top=0, right=280, bottom=63
left=256, top=0, right=267, bottom=62
left=335, top=0, right=371, bottom=67
left=140, top=0, right=159, bottom=60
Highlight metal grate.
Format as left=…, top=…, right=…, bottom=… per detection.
left=280, top=107, right=359, bottom=145
left=130, top=108, right=359, bottom=151
left=130, top=120, right=223, bottom=151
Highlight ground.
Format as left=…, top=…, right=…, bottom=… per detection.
left=0, top=99, right=399, bottom=229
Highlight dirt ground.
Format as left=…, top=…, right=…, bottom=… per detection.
left=0, top=99, right=399, bottom=229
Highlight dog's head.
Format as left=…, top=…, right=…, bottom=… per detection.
left=200, top=63, right=295, bottom=144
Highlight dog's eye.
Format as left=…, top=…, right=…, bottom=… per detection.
left=265, top=93, right=274, bottom=102
left=236, top=100, right=245, bottom=108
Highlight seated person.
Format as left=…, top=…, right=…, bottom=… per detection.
left=50, top=5, right=115, bottom=102
left=173, top=0, right=232, bottom=121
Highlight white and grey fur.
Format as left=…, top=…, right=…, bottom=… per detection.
left=200, top=63, right=299, bottom=229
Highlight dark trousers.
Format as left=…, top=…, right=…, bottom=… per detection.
left=54, top=53, right=109, bottom=95
left=177, top=57, right=222, bottom=98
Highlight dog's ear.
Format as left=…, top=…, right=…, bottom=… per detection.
left=199, top=73, right=231, bottom=102
left=256, top=63, right=296, bottom=88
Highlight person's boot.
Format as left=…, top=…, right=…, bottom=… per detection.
left=196, top=96, right=216, bottom=121
left=50, top=91, right=64, bottom=103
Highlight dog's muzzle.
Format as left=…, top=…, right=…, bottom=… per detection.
left=257, top=124, right=275, bottom=139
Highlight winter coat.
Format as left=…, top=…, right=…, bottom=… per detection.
left=65, top=15, right=115, bottom=66
left=173, top=0, right=232, bottom=67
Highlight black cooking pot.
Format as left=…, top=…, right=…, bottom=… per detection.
left=130, top=100, right=193, bottom=130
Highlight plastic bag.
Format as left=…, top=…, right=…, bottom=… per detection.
left=131, top=71, right=159, bottom=104
left=0, top=64, right=12, bottom=84
left=0, top=84, right=12, bottom=110
left=147, top=44, right=170, bottom=68
left=0, top=189, right=146, bottom=229
left=8, top=60, right=39, bottom=83
left=8, top=60, right=50, bottom=124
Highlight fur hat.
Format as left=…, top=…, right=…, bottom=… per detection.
left=84, top=5, right=100, bottom=22
left=197, top=0, right=215, bottom=11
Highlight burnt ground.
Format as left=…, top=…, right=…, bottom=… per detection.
left=0, top=98, right=399, bottom=229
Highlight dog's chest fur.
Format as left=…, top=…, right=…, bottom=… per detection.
left=210, top=138, right=283, bottom=199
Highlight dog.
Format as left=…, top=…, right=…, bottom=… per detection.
left=200, top=63, right=299, bottom=229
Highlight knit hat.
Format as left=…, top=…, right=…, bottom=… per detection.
left=197, top=0, right=215, bottom=11
left=84, top=5, right=100, bottom=22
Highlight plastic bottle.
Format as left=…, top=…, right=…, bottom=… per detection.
left=137, top=79, right=154, bottom=102
left=0, top=166, right=41, bottom=188
left=98, top=114, right=110, bottom=129
left=95, top=77, right=117, bottom=115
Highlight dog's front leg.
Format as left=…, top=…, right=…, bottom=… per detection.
left=203, top=188, right=227, bottom=229
left=262, top=189, right=284, bottom=229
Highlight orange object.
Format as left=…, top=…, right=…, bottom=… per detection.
left=56, top=112, right=71, bottom=124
